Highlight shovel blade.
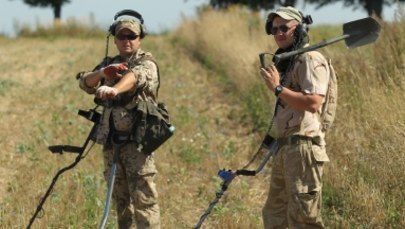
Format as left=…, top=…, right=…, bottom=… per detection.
left=343, top=17, right=381, bottom=48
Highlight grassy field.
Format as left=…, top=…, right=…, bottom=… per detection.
left=1, top=6, right=404, bottom=229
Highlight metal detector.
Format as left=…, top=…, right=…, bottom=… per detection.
left=26, top=107, right=100, bottom=229
left=194, top=135, right=277, bottom=229
left=260, top=17, right=381, bottom=66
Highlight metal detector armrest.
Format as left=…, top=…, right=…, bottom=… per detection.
left=235, top=169, right=256, bottom=176
left=48, top=145, right=83, bottom=154
left=78, top=109, right=101, bottom=123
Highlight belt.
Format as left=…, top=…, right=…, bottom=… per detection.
left=277, top=135, right=314, bottom=147
left=94, top=97, right=131, bottom=108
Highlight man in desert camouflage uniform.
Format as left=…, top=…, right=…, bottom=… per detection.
left=259, top=6, right=331, bottom=229
left=78, top=9, right=160, bottom=229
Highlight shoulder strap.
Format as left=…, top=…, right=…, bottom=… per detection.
left=128, top=54, right=161, bottom=99
left=320, top=57, right=338, bottom=132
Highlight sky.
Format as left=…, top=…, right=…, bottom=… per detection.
left=0, top=0, right=403, bottom=37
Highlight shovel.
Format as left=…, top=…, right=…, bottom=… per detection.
left=260, top=17, right=381, bottom=67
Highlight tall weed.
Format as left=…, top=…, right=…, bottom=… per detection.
left=1, top=5, right=404, bottom=228
left=174, top=5, right=405, bottom=228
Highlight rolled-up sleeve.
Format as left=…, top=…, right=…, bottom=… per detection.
left=299, top=52, right=329, bottom=96
left=78, top=72, right=98, bottom=94
left=130, top=60, right=159, bottom=94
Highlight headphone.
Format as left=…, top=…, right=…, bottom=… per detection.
left=108, top=9, right=147, bottom=39
left=265, top=11, right=313, bottom=38
left=295, top=12, right=313, bottom=39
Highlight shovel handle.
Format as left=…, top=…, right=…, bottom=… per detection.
left=274, top=34, right=350, bottom=63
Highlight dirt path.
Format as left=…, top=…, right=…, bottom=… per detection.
left=145, top=36, right=268, bottom=227
left=0, top=36, right=268, bottom=228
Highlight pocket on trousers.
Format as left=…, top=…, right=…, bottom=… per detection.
left=135, top=174, right=159, bottom=206
left=312, top=144, right=329, bottom=162
left=293, top=191, right=320, bottom=223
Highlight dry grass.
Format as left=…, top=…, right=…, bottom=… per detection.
left=174, top=6, right=405, bottom=228
left=0, top=5, right=404, bottom=229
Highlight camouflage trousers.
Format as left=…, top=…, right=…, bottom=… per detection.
left=262, top=140, right=327, bottom=229
left=103, top=141, right=160, bottom=229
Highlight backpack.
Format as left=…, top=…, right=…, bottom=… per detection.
left=320, top=58, right=338, bottom=132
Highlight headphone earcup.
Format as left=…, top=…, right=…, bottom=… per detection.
left=139, top=24, right=147, bottom=39
left=265, top=19, right=272, bottom=35
left=295, top=24, right=307, bottom=38
left=296, top=11, right=310, bottom=38
left=109, top=21, right=118, bottom=36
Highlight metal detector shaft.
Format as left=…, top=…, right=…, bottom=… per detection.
left=194, top=141, right=277, bottom=229
left=26, top=152, right=84, bottom=229
left=236, top=135, right=277, bottom=176
left=273, top=34, right=349, bottom=63
left=250, top=141, right=277, bottom=175
left=27, top=109, right=100, bottom=228
left=98, top=160, right=118, bottom=229
left=98, top=134, right=126, bottom=229
left=193, top=173, right=236, bottom=229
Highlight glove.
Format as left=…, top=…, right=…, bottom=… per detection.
left=96, top=86, right=118, bottom=99
left=100, top=63, right=128, bottom=80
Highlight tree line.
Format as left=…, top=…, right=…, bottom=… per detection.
left=12, top=0, right=404, bottom=23
left=209, top=0, right=403, bottom=19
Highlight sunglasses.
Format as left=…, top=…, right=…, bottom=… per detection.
left=116, top=34, right=139, bottom=41
left=270, top=24, right=291, bottom=35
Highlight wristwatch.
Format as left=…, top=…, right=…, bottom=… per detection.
left=274, top=85, right=284, bottom=97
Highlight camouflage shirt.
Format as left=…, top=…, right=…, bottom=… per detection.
left=271, top=51, right=330, bottom=145
left=79, top=48, right=159, bottom=145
